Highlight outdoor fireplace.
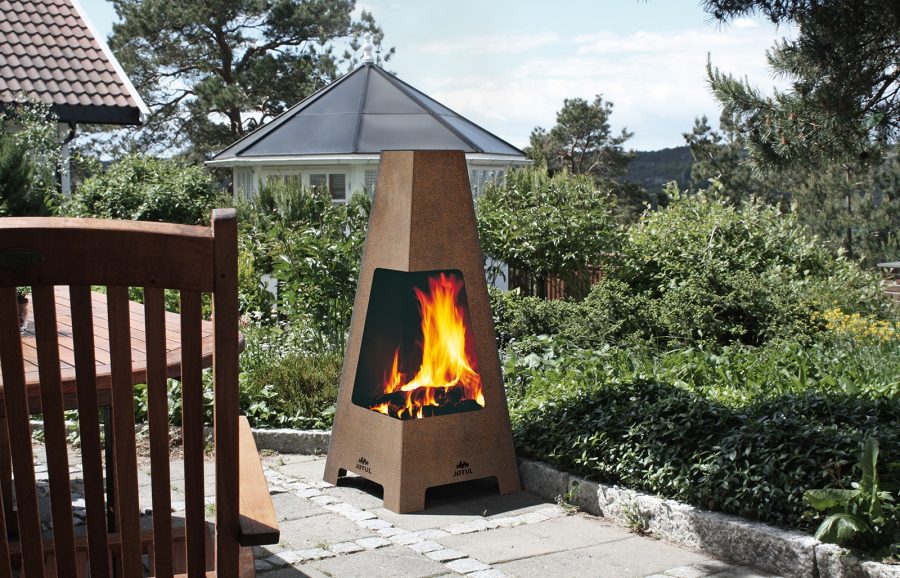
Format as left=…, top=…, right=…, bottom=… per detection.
left=324, top=150, right=520, bottom=513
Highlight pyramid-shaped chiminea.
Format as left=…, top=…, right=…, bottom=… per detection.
left=324, top=150, right=520, bottom=513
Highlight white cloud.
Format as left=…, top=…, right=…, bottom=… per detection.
left=733, top=17, right=760, bottom=29
left=413, top=25, right=794, bottom=150
left=419, top=31, right=560, bottom=56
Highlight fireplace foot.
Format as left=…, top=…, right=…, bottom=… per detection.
left=383, top=486, right=426, bottom=514
left=497, top=473, right=522, bottom=496
left=323, top=464, right=346, bottom=486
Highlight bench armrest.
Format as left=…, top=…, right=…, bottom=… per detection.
left=237, top=416, right=280, bottom=546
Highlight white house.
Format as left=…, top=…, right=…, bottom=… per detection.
left=207, top=47, right=529, bottom=200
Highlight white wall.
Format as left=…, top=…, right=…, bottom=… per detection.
left=235, top=160, right=517, bottom=200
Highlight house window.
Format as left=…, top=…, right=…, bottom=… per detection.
left=470, top=169, right=490, bottom=196
left=468, top=168, right=509, bottom=195
left=234, top=169, right=255, bottom=198
left=266, top=173, right=300, bottom=186
left=364, top=169, right=378, bottom=196
left=310, top=173, right=346, bottom=201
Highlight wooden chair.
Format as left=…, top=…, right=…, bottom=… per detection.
left=0, top=210, right=279, bottom=577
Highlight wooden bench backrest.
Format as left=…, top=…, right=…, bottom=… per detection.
left=0, top=210, right=239, bottom=577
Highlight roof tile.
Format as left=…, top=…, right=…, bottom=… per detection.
left=0, top=0, right=144, bottom=124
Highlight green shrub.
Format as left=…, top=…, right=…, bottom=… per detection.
left=805, top=438, right=899, bottom=555
left=510, top=360, right=900, bottom=530
left=477, top=165, right=619, bottom=299
left=132, top=375, right=213, bottom=427
left=0, top=131, right=37, bottom=215
left=66, top=155, right=219, bottom=224
left=490, top=279, right=636, bottom=349
left=602, top=183, right=893, bottom=346
left=490, top=287, right=580, bottom=347
left=236, top=181, right=369, bottom=352
left=0, top=102, right=59, bottom=215
left=239, top=324, right=341, bottom=428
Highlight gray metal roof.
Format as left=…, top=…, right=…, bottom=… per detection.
left=210, top=63, right=525, bottom=162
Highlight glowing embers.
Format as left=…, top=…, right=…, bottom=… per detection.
left=353, top=268, right=484, bottom=420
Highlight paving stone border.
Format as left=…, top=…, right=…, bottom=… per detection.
left=259, top=461, right=566, bottom=577
left=251, top=428, right=900, bottom=578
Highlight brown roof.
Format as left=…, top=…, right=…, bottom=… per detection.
left=0, top=0, right=147, bottom=125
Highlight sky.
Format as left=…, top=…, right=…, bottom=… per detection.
left=76, top=0, right=795, bottom=152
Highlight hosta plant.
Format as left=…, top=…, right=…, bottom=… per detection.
left=804, top=438, right=899, bottom=556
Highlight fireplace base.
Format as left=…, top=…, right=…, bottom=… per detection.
left=324, top=404, right=520, bottom=513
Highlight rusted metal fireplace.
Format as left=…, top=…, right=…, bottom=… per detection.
left=324, top=150, right=521, bottom=513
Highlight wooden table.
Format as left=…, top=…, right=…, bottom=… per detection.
left=0, top=287, right=217, bottom=530
left=1, top=287, right=215, bottom=404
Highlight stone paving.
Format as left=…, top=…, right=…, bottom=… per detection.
left=253, top=453, right=778, bottom=578
left=27, top=445, right=779, bottom=577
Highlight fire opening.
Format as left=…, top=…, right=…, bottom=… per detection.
left=353, top=268, right=485, bottom=420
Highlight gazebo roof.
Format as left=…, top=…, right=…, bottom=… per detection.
left=209, top=62, right=525, bottom=165
left=0, top=0, right=148, bottom=125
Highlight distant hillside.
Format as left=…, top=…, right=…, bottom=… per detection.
left=626, top=145, right=692, bottom=193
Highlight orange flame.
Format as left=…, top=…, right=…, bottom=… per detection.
left=370, top=272, right=484, bottom=419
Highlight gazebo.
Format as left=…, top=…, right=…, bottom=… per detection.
left=208, top=46, right=528, bottom=201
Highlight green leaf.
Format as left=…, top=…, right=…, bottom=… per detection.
left=804, top=489, right=861, bottom=511
left=813, top=513, right=868, bottom=544
left=860, top=437, right=879, bottom=495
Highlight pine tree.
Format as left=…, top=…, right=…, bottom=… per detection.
left=684, top=114, right=789, bottom=204
left=108, top=0, right=393, bottom=159
left=527, top=95, right=634, bottom=178
left=704, top=0, right=899, bottom=170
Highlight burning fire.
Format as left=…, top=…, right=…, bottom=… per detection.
left=370, top=272, right=484, bottom=419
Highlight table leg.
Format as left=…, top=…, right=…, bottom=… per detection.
left=103, top=405, right=116, bottom=532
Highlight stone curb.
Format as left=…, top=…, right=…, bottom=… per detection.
left=251, top=428, right=899, bottom=578
left=251, top=427, right=330, bottom=455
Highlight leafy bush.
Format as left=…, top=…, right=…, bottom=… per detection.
left=66, top=155, right=219, bottom=224
left=489, top=279, right=636, bottom=349
left=503, top=331, right=900, bottom=407
left=509, top=353, right=900, bottom=530
left=0, top=102, right=60, bottom=215
left=477, top=165, right=619, bottom=299
left=238, top=324, right=341, bottom=429
left=132, top=376, right=212, bottom=427
left=0, top=131, right=37, bottom=215
left=490, top=287, right=580, bottom=347
left=236, top=180, right=369, bottom=352
left=600, top=182, right=893, bottom=346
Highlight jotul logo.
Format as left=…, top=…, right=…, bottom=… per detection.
left=453, top=461, right=472, bottom=477
left=356, top=457, right=372, bottom=474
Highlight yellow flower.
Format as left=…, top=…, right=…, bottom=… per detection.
left=818, top=308, right=899, bottom=343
